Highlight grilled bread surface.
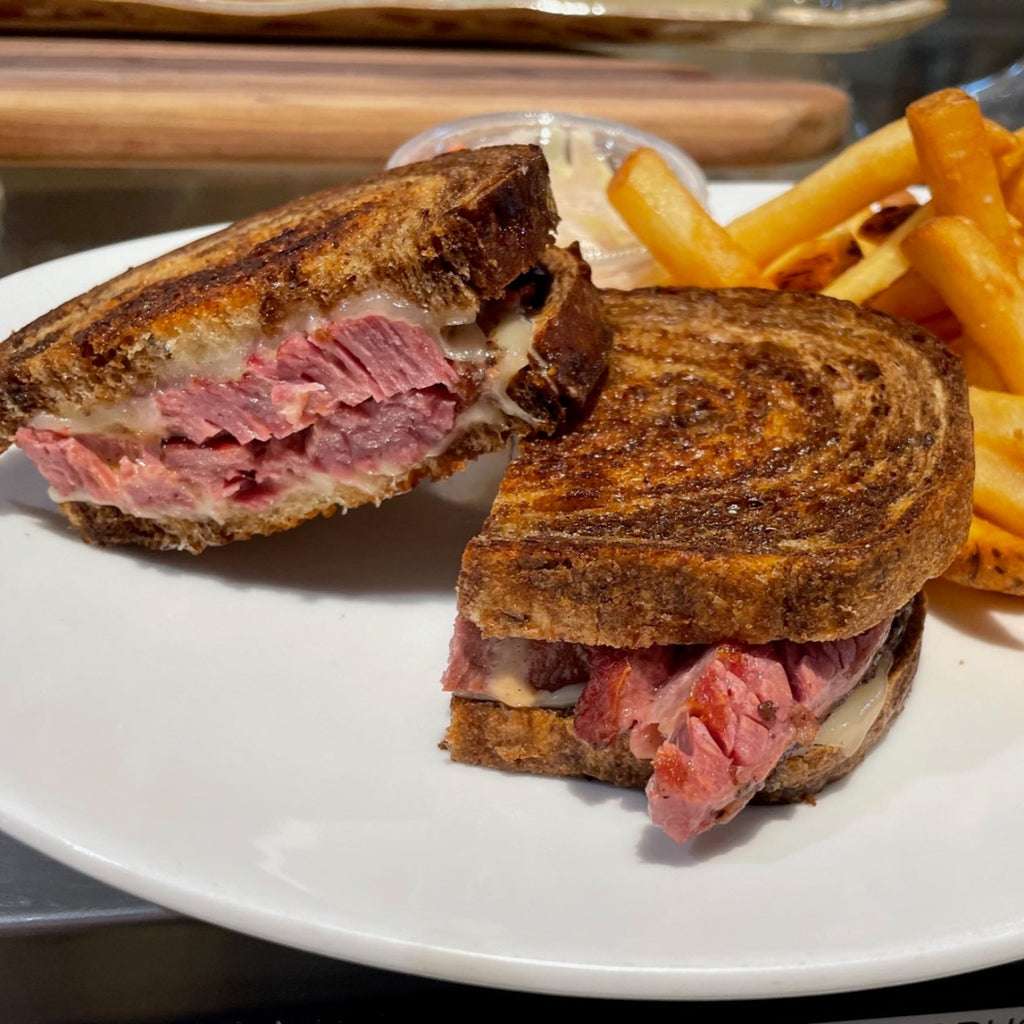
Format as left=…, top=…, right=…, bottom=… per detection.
left=458, top=287, right=974, bottom=648
left=62, top=244, right=608, bottom=552
left=0, top=145, right=558, bottom=448
left=443, top=593, right=925, bottom=804
left=0, top=147, right=613, bottom=552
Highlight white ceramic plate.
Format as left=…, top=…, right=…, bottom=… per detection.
left=1, top=185, right=1023, bottom=1002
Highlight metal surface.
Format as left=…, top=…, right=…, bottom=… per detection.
left=0, top=1, right=1022, bottom=1018
left=0, top=832, right=165, bottom=936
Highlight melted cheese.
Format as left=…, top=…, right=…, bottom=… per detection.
left=812, top=651, right=893, bottom=756
left=445, top=311, right=541, bottom=435
left=27, top=294, right=543, bottom=520
left=478, top=638, right=583, bottom=709
left=33, top=294, right=537, bottom=439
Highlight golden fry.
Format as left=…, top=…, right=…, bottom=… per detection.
left=822, top=203, right=932, bottom=304
left=972, top=442, right=1024, bottom=538
left=607, top=147, right=769, bottom=288
left=766, top=195, right=915, bottom=287
left=907, top=88, right=1018, bottom=256
left=1004, top=162, right=1024, bottom=224
left=903, top=215, right=1024, bottom=394
left=767, top=230, right=862, bottom=291
left=942, top=514, right=1024, bottom=595
left=956, top=341, right=1005, bottom=390
left=969, top=386, right=1024, bottom=461
left=988, top=118, right=1024, bottom=159
left=916, top=308, right=962, bottom=343
left=725, top=118, right=920, bottom=267
left=867, top=269, right=947, bottom=322
left=854, top=197, right=920, bottom=249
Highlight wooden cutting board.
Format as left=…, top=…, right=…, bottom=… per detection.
left=0, top=37, right=851, bottom=169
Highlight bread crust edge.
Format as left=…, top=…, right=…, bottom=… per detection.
left=456, top=288, right=973, bottom=648
left=53, top=245, right=608, bottom=553
left=441, top=593, right=925, bottom=807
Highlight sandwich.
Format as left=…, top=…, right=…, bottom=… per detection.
left=0, top=145, right=609, bottom=553
left=441, top=286, right=974, bottom=843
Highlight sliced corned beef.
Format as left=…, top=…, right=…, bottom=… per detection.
left=443, top=614, right=893, bottom=842
left=15, top=314, right=462, bottom=517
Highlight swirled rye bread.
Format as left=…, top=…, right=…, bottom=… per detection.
left=0, top=146, right=610, bottom=552
left=441, top=287, right=974, bottom=844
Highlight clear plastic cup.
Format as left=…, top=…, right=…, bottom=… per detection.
left=387, top=111, right=708, bottom=290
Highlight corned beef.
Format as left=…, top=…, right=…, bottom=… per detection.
left=443, top=615, right=892, bottom=842
left=16, top=314, right=462, bottom=516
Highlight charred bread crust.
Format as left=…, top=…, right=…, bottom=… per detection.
left=458, top=288, right=973, bottom=647
left=58, top=244, right=609, bottom=553
left=442, top=702, right=653, bottom=789
left=505, top=245, right=611, bottom=429
left=442, top=593, right=925, bottom=804
left=0, top=145, right=558, bottom=449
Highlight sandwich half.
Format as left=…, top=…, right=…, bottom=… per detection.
left=0, top=145, right=609, bottom=552
left=441, top=287, right=974, bottom=843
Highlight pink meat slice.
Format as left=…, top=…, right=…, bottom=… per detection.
left=15, top=315, right=460, bottom=515
left=442, top=617, right=590, bottom=697
left=443, top=613, right=892, bottom=843
left=573, top=644, right=677, bottom=748
left=578, top=624, right=890, bottom=842
left=642, top=646, right=820, bottom=840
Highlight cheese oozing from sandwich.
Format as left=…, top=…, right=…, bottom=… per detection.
left=15, top=290, right=547, bottom=524
left=443, top=611, right=903, bottom=843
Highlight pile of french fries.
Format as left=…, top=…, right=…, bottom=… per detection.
left=607, top=87, right=1024, bottom=595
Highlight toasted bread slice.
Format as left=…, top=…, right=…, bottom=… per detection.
left=58, top=244, right=607, bottom=553
left=442, top=593, right=925, bottom=806
left=0, top=147, right=611, bottom=552
left=458, top=287, right=974, bottom=648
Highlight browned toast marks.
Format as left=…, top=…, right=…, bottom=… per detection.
left=0, top=148, right=616, bottom=553
left=46, top=245, right=607, bottom=553
left=0, top=145, right=558, bottom=448
left=458, top=288, right=973, bottom=647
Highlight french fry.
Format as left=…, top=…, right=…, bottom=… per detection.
left=969, top=386, right=1024, bottom=461
left=725, top=112, right=1019, bottom=270
left=907, top=88, right=1018, bottom=257
left=916, top=309, right=962, bottom=343
left=867, top=269, right=947, bottom=322
left=725, top=118, right=921, bottom=267
left=972, top=442, right=1024, bottom=540
left=988, top=118, right=1024, bottom=160
left=1003, top=162, right=1024, bottom=224
left=607, top=147, right=770, bottom=288
left=765, top=195, right=914, bottom=288
left=766, top=230, right=862, bottom=291
left=903, top=215, right=1024, bottom=394
left=854, top=195, right=920, bottom=250
left=956, top=340, right=1006, bottom=390
left=822, top=203, right=932, bottom=304
left=997, top=139, right=1024, bottom=188
left=765, top=193, right=925, bottom=291
left=943, top=514, right=1024, bottom=594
